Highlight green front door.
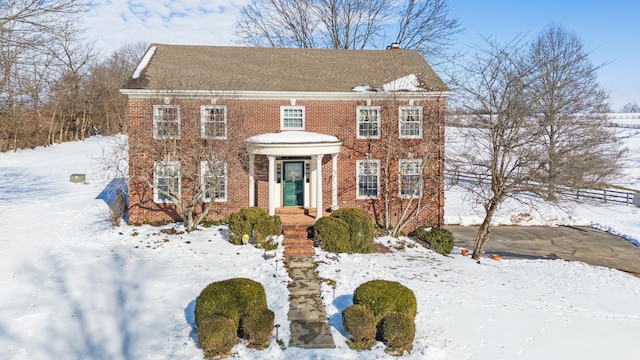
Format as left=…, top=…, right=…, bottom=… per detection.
left=283, top=161, right=304, bottom=206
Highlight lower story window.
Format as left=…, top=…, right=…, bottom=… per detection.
left=399, top=159, right=423, bottom=198
left=154, top=161, right=180, bottom=202
left=357, top=160, right=380, bottom=199
left=202, top=161, right=227, bottom=202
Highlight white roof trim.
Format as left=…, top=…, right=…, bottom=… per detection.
left=120, top=89, right=451, bottom=101
left=245, top=131, right=342, bottom=156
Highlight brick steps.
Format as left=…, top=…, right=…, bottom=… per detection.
left=281, top=213, right=316, bottom=258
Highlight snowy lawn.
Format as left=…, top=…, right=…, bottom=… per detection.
left=0, top=135, right=639, bottom=359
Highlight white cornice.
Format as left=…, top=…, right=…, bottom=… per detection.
left=119, top=89, right=451, bottom=100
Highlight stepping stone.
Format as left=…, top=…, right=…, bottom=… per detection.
left=288, top=295, right=327, bottom=321
left=289, top=321, right=336, bottom=349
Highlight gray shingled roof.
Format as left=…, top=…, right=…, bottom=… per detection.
left=124, top=44, right=449, bottom=93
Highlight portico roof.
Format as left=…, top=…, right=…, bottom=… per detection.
left=245, top=131, right=342, bottom=156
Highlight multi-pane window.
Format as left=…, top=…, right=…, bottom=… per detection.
left=399, top=159, right=423, bottom=198
left=399, top=106, right=423, bottom=138
left=153, top=105, right=180, bottom=139
left=281, top=106, right=305, bottom=130
left=357, top=106, right=380, bottom=139
left=201, top=161, right=227, bottom=202
left=201, top=105, right=227, bottom=139
left=154, top=161, right=180, bottom=202
left=356, top=160, right=380, bottom=199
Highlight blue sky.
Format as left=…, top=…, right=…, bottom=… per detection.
left=86, top=0, right=639, bottom=110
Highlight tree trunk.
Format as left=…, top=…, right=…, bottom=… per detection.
left=471, top=201, right=498, bottom=260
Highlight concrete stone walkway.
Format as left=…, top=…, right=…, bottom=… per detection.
left=447, top=225, right=640, bottom=275
left=286, top=257, right=335, bottom=349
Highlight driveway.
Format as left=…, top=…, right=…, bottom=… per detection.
left=446, top=225, right=640, bottom=275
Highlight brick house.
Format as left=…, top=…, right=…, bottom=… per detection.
left=121, top=44, right=449, bottom=232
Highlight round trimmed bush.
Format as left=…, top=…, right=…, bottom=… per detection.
left=314, top=216, right=350, bottom=252
left=195, top=278, right=268, bottom=328
left=331, top=208, right=375, bottom=253
left=353, top=280, right=417, bottom=322
left=380, top=312, right=415, bottom=353
left=412, top=226, right=454, bottom=256
left=197, top=314, right=237, bottom=357
left=241, top=307, right=275, bottom=348
left=342, top=304, right=376, bottom=346
left=228, top=207, right=271, bottom=245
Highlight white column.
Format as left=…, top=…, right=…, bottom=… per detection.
left=248, top=154, right=255, bottom=207
left=315, top=155, right=324, bottom=220
left=331, top=153, right=339, bottom=210
left=268, top=155, right=276, bottom=216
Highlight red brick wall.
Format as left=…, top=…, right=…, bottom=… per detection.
left=126, top=96, right=446, bottom=231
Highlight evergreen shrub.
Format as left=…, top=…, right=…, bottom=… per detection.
left=342, top=304, right=376, bottom=346
left=313, top=216, right=350, bottom=252
left=241, top=307, right=275, bottom=348
left=194, top=278, right=268, bottom=328
left=322, top=208, right=374, bottom=253
left=380, top=311, right=415, bottom=354
left=412, top=226, right=454, bottom=256
left=197, top=314, right=237, bottom=357
left=353, top=280, right=417, bottom=322
left=253, top=215, right=282, bottom=243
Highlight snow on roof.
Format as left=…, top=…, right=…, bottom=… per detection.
left=132, top=46, right=157, bottom=80
left=351, top=74, right=424, bottom=92
left=246, top=131, right=340, bottom=144
left=383, top=73, right=422, bottom=91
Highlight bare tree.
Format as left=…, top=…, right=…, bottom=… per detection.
left=621, top=102, right=640, bottom=113
left=235, top=0, right=462, bottom=63
left=451, top=37, right=544, bottom=260
left=527, top=23, right=623, bottom=200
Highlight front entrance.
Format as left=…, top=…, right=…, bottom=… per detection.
left=282, top=161, right=304, bottom=206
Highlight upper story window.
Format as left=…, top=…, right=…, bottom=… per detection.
left=281, top=106, right=305, bottom=130
left=356, top=159, right=380, bottom=199
left=399, top=159, right=423, bottom=198
left=357, top=106, right=380, bottom=139
left=153, top=105, right=180, bottom=139
left=201, top=105, right=227, bottom=139
left=399, top=106, right=423, bottom=138
left=201, top=161, right=227, bottom=202
left=154, top=161, right=180, bottom=203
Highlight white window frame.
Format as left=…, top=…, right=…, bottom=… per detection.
left=356, top=106, right=381, bottom=139
left=399, top=106, right=423, bottom=139
left=201, top=105, right=227, bottom=139
left=153, top=105, right=181, bottom=139
left=154, top=161, right=180, bottom=203
left=201, top=161, right=228, bottom=202
left=280, top=106, right=305, bottom=130
left=399, top=159, right=423, bottom=198
left=356, top=159, right=380, bottom=199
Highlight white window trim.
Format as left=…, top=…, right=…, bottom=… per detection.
left=356, top=159, right=380, bottom=200
left=154, top=161, right=180, bottom=203
left=399, top=159, right=423, bottom=198
left=280, top=106, right=305, bottom=130
left=153, top=105, right=181, bottom=139
left=399, top=106, right=423, bottom=139
left=201, top=161, right=228, bottom=202
left=356, top=106, right=381, bottom=139
left=200, top=105, right=227, bottom=139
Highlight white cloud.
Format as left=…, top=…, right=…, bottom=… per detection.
left=84, top=0, right=249, bottom=55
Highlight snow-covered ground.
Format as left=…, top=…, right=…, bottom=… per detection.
left=0, top=133, right=639, bottom=360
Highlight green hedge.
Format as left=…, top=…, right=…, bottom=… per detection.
left=353, top=280, right=417, bottom=323
left=313, top=216, right=350, bottom=252
left=197, top=314, right=237, bottom=357
left=412, top=226, right=454, bottom=256
left=342, top=304, right=376, bottom=346
left=380, top=312, right=415, bottom=354
left=195, top=278, right=268, bottom=328
left=227, top=207, right=281, bottom=246
left=241, top=307, right=275, bottom=349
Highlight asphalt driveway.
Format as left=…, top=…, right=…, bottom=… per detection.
left=446, top=225, right=640, bottom=275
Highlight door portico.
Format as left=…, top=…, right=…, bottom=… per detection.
left=245, top=131, right=342, bottom=220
